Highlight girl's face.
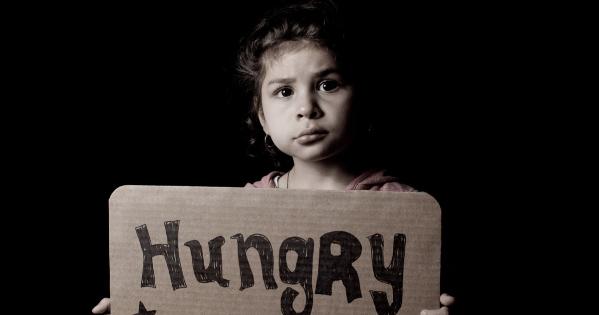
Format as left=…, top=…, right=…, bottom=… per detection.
left=258, top=43, right=355, bottom=163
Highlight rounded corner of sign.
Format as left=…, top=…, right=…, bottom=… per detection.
left=109, top=184, right=134, bottom=201
left=420, top=192, right=443, bottom=213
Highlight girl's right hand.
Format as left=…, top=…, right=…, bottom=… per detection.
left=91, top=298, right=110, bottom=314
left=420, top=293, right=455, bottom=315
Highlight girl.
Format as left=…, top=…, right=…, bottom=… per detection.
left=94, top=0, right=455, bottom=314
left=239, top=2, right=454, bottom=314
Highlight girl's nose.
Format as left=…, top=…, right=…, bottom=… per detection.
left=297, top=94, right=322, bottom=119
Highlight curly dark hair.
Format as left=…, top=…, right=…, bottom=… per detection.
left=236, top=0, right=369, bottom=170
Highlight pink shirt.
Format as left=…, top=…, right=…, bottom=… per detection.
left=245, top=169, right=415, bottom=192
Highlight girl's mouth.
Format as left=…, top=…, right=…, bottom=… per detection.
left=295, top=128, right=328, bottom=145
left=296, top=133, right=327, bottom=144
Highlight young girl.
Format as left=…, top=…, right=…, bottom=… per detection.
left=94, top=0, right=455, bottom=314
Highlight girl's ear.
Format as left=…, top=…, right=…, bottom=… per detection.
left=255, top=97, right=270, bottom=134
left=258, top=108, right=269, bottom=135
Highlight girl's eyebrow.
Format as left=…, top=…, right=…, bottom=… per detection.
left=267, top=78, right=295, bottom=86
left=267, top=68, right=341, bottom=86
left=316, top=67, right=340, bottom=77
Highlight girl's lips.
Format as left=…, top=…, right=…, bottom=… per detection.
left=295, top=127, right=327, bottom=138
left=295, top=132, right=327, bottom=145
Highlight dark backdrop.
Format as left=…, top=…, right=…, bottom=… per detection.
left=22, top=2, right=522, bottom=314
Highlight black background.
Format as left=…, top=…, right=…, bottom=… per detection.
left=13, top=1, right=532, bottom=314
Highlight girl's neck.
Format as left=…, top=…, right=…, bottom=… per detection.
left=286, top=157, right=361, bottom=190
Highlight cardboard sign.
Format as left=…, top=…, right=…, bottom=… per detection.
left=109, top=186, right=441, bottom=314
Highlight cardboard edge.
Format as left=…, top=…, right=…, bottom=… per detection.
left=420, top=192, right=442, bottom=216
left=108, top=185, right=441, bottom=198
left=109, top=184, right=137, bottom=202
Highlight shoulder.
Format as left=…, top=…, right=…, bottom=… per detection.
left=244, top=171, right=283, bottom=188
left=346, top=169, right=416, bottom=192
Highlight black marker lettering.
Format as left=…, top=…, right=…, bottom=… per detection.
left=315, top=231, right=362, bottom=303
left=184, top=236, right=229, bottom=287
left=135, top=220, right=186, bottom=290
left=231, top=233, right=278, bottom=290
left=279, top=237, right=314, bottom=315
left=368, top=233, right=406, bottom=315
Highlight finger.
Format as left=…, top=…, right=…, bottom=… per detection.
left=440, top=293, right=455, bottom=306
left=92, top=298, right=111, bottom=314
left=420, top=306, right=449, bottom=315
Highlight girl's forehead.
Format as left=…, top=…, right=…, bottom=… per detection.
left=262, top=41, right=337, bottom=73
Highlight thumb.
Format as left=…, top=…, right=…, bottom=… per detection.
left=92, top=298, right=111, bottom=314
left=440, top=293, right=455, bottom=306
left=420, top=306, right=449, bottom=315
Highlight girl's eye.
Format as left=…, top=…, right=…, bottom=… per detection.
left=318, top=80, right=340, bottom=92
left=276, top=87, right=294, bottom=97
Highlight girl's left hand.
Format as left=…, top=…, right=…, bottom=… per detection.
left=420, top=293, right=455, bottom=315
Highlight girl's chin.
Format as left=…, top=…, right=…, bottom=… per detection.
left=288, top=147, right=347, bottom=163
